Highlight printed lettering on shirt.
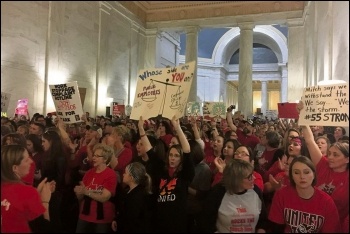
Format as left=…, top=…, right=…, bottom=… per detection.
left=158, top=178, right=177, bottom=202
left=318, top=181, right=335, bottom=195
left=230, top=214, right=255, bottom=233
left=284, top=208, right=325, bottom=232
left=1, top=199, right=11, bottom=211
left=86, top=178, right=104, bottom=194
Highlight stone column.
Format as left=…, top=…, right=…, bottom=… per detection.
left=279, top=64, right=288, bottom=102
left=185, top=26, right=199, bottom=102
left=261, top=81, right=268, bottom=116
left=143, top=29, right=161, bottom=69
left=287, top=19, right=306, bottom=102
left=238, top=23, right=254, bottom=118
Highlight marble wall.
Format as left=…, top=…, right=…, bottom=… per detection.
left=1, top=1, right=179, bottom=117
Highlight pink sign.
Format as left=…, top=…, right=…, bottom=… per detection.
left=15, top=98, right=28, bottom=115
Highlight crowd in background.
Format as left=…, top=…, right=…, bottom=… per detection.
left=1, top=104, right=349, bottom=233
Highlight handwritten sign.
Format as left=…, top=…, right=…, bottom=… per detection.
left=278, top=103, right=299, bottom=119
left=15, top=98, right=28, bottom=115
left=202, top=102, right=226, bottom=119
left=49, top=81, right=84, bottom=123
left=265, top=110, right=278, bottom=120
left=299, top=83, right=349, bottom=126
left=130, top=61, right=195, bottom=120
left=1, top=92, right=11, bottom=113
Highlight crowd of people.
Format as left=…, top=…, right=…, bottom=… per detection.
left=1, top=103, right=349, bottom=233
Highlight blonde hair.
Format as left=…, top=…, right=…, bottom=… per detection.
left=93, top=143, right=115, bottom=165
left=112, top=125, right=131, bottom=143
left=1, top=145, right=26, bottom=182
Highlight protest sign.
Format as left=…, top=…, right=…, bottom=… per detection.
left=1, top=92, right=11, bottom=113
left=186, top=102, right=202, bottom=116
left=265, top=110, right=278, bottom=120
left=278, top=103, right=299, bottom=119
left=299, top=83, right=349, bottom=126
left=130, top=61, right=195, bottom=120
left=112, top=103, right=125, bottom=117
left=15, top=98, right=28, bottom=115
left=202, top=101, right=226, bottom=121
left=49, top=81, right=84, bottom=123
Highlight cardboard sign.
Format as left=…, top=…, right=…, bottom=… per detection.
left=15, top=98, right=28, bottom=115
left=299, top=83, right=349, bottom=126
left=1, top=92, right=11, bottom=113
left=49, top=81, right=84, bottom=123
left=186, top=102, right=202, bottom=116
left=278, top=103, right=299, bottom=119
left=130, top=61, right=195, bottom=120
left=202, top=102, right=226, bottom=119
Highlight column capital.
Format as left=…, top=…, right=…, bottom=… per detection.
left=145, top=28, right=162, bottom=38
left=185, top=26, right=201, bottom=34
left=287, top=18, right=304, bottom=27
left=238, top=23, right=255, bottom=31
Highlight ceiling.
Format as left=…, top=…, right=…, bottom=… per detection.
left=119, top=1, right=306, bottom=91
left=119, top=1, right=306, bottom=28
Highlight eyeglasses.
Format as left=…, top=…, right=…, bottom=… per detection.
left=234, top=151, right=250, bottom=157
left=93, top=154, right=104, bottom=158
left=245, top=173, right=253, bottom=181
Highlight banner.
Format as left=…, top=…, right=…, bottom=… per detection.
left=299, top=83, right=349, bottom=126
left=49, top=81, right=84, bottom=123
left=112, top=103, right=125, bottom=117
left=278, top=103, right=299, bottom=119
left=1, top=92, right=11, bottom=113
left=202, top=102, right=226, bottom=120
left=15, top=98, right=28, bottom=115
left=186, top=102, right=202, bottom=116
left=130, top=61, right=195, bottom=120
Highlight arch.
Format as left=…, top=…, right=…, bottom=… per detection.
left=212, top=25, right=288, bottom=65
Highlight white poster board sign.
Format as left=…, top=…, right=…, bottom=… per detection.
left=130, top=61, right=195, bottom=120
left=49, top=81, right=84, bottom=123
left=299, top=83, right=349, bottom=126
left=203, top=102, right=226, bottom=119
left=1, top=92, right=11, bottom=113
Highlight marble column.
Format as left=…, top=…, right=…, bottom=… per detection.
left=287, top=19, right=306, bottom=102
left=238, top=23, right=254, bottom=118
left=261, top=81, right=268, bottom=116
left=185, top=26, right=199, bottom=102
left=280, top=64, right=288, bottom=102
left=143, top=29, right=161, bottom=69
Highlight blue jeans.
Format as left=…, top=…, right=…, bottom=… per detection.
left=76, top=219, right=112, bottom=233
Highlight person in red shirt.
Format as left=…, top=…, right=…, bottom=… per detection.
left=1, top=145, right=54, bottom=233
left=74, top=143, right=117, bottom=233
left=269, top=156, right=341, bottom=233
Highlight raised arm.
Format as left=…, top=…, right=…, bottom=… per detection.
left=190, top=117, right=205, bottom=150
left=171, top=115, right=190, bottom=153
left=138, top=116, right=152, bottom=152
left=226, top=106, right=237, bottom=132
left=297, top=101, right=322, bottom=166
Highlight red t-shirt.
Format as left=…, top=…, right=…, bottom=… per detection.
left=114, top=147, right=133, bottom=177
left=79, top=167, right=117, bottom=223
left=1, top=182, right=46, bottom=232
left=316, top=157, right=349, bottom=224
left=269, top=185, right=341, bottom=232
left=236, top=129, right=260, bottom=150
left=159, top=134, right=173, bottom=147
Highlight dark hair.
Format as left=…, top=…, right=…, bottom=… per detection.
left=25, top=134, right=44, bottom=154
left=289, top=156, right=317, bottom=187
left=2, top=133, right=27, bottom=148
left=189, top=140, right=205, bottom=165
left=324, top=133, right=336, bottom=144
left=265, top=131, right=281, bottom=148
left=165, top=144, right=184, bottom=176
left=157, top=120, right=173, bottom=135
left=235, top=145, right=254, bottom=162
left=221, top=139, right=241, bottom=159
left=30, top=122, right=45, bottom=135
